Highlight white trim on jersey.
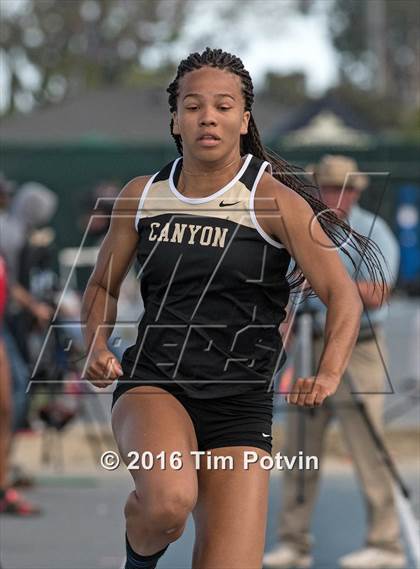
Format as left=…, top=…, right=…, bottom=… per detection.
left=168, top=154, right=253, bottom=204
left=249, top=161, right=285, bottom=250
left=135, top=172, right=159, bottom=231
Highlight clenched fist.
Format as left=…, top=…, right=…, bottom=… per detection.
left=85, top=348, right=123, bottom=388
left=286, top=374, right=339, bottom=407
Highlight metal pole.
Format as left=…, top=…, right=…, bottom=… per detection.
left=344, top=372, right=420, bottom=566
left=296, top=311, right=313, bottom=504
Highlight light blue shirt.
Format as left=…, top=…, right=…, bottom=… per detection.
left=306, top=204, right=400, bottom=331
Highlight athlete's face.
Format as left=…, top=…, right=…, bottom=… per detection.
left=172, top=66, right=250, bottom=161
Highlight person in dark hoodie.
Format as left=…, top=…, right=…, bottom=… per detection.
left=0, top=177, right=59, bottom=515
left=0, top=181, right=58, bottom=429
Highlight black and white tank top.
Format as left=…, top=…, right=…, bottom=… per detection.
left=121, top=153, right=291, bottom=398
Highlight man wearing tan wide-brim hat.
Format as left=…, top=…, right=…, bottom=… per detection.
left=264, top=156, right=404, bottom=569
left=310, top=154, right=369, bottom=191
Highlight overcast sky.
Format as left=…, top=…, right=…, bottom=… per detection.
left=241, top=9, right=338, bottom=92
left=144, top=0, right=338, bottom=93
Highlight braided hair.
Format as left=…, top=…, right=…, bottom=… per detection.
left=167, top=47, right=387, bottom=296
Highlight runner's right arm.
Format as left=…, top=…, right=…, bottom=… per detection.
left=81, top=176, right=149, bottom=387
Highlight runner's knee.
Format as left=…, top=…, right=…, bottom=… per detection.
left=125, top=487, right=195, bottom=541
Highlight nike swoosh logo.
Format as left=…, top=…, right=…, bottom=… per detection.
left=262, top=433, right=271, bottom=438
left=219, top=200, right=240, bottom=207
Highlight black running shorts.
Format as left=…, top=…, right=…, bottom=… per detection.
left=111, top=379, right=274, bottom=454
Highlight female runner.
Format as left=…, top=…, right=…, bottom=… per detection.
left=81, top=48, right=385, bottom=569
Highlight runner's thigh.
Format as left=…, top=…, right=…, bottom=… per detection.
left=111, top=386, right=199, bottom=505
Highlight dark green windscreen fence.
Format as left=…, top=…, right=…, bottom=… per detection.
left=1, top=140, right=419, bottom=252
left=1, top=142, right=175, bottom=250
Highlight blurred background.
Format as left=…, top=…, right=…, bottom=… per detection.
left=0, top=1, right=419, bottom=568
left=1, top=0, right=419, bottom=288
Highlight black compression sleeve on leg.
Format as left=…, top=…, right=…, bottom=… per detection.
left=125, top=533, right=169, bottom=569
